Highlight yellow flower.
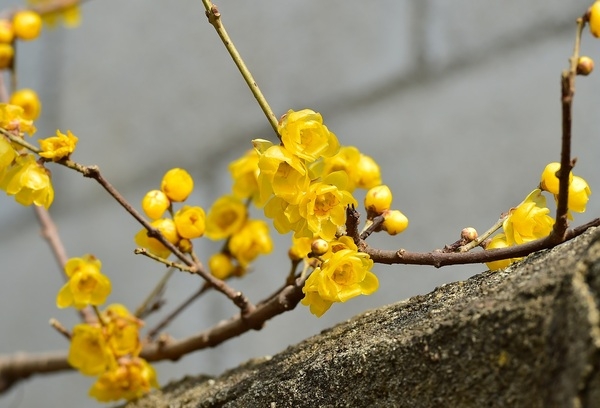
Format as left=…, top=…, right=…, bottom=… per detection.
left=381, top=209, right=409, bottom=236
left=590, top=1, right=600, bottom=38
left=0, top=103, right=36, bottom=136
left=229, top=148, right=260, bottom=205
left=503, top=189, right=554, bottom=246
left=10, top=89, right=42, bottom=121
left=141, top=189, right=170, bottom=220
left=161, top=168, right=193, bottom=202
left=319, top=146, right=382, bottom=192
left=38, top=129, right=78, bottom=160
left=0, top=19, right=14, bottom=43
left=256, top=143, right=310, bottom=205
left=28, top=0, right=81, bottom=28
left=134, top=218, right=179, bottom=259
left=68, top=323, right=116, bottom=376
left=12, top=10, right=42, bottom=41
left=209, top=253, right=236, bottom=280
left=0, top=153, right=54, bottom=208
left=205, top=195, right=247, bottom=240
left=278, top=109, right=339, bottom=162
left=228, top=219, right=273, bottom=267
left=302, top=249, right=377, bottom=317
left=56, top=255, right=112, bottom=309
left=297, top=179, right=357, bottom=241
left=540, top=162, right=572, bottom=195
left=263, top=196, right=300, bottom=235
left=484, top=233, right=518, bottom=271
left=88, top=358, right=158, bottom=402
left=174, top=205, right=206, bottom=239
left=567, top=176, right=591, bottom=213
left=0, top=136, right=17, bottom=173
left=102, top=304, right=143, bottom=358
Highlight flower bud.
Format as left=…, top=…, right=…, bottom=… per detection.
left=364, top=185, right=393, bottom=215
left=576, top=56, right=594, bottom=76
left=311, top=239, right=329, bottom=256
left=0, top=43, right=14, bottom=70
left=13, top=11, right=42, bottom=41
left=381, top=209, right=409, bottom=235
left=141, top=190, right=170, bottom=220
left=9, top=89, right=41, bottom=120
left=161, top=168, right=194, bottom=202
left=461, top=227, right=478, bottom=242
left=209, top=253, right=235, bottom=280
left=0, top=20, right=14, bottom=43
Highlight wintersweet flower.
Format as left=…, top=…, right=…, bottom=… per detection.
left=568, top=176, right=591, bottom=213
left=319, top=146, right=382, bottom=192
left=503, top=189, right=554, bottom=246
left=540, top=162, right=572, bottom=195
left=38, top=129, right=78, bottom=161
left=0, top=153, right=54, bottom=208
left=28, top=0, right=81, bottom=28
left=0, top=103, right=36, bottom=136
left=9, top=89, right=41, bottom=121
left=141, top=189, right=170, bottom=220
left=297, top=177, right=357, bottom=241
left=56, top=255, right=112, bottom=309
left=228, top=219, right=273, bottom=267
left=484, top=233, right=518, bottom=271
left=174, top=205, right=206, bottom=239
left=302, top=249, right=377, bottom=317
left=278, top=109, right=339, bottom=162
left=229, top=148, right=260, bottom=204
left=256, top=143, right=310, bottom=205
left=589, top=1, right=600, bottom=38
left=205, top=195, right=247, bottom=240
left=0, top=136, right=16, bottom=173
left=263, top=196, right=300, bottom=235
left=161, top=168, right=193, bottom=202
left=209, top=253, right=236, bottom=280
left=134, top=218, right=179, bottom=259
left=68, top=324, right=116, bottom=376
left=88, top=357, right=158, bottom=402
left=102, top=304, right=143, bottom=358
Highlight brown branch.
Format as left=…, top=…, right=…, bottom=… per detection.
left=362, top=218, right=600, bottom=268
left=0, top=351, right=71, bottom=393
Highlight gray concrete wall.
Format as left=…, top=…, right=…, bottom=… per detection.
left=1, top=1, right=599, bottom=407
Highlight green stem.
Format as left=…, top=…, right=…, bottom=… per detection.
left=201, top=0, right=280, bottom=139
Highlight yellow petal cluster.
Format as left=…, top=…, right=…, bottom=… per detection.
left=39, top=129, right=78, bottom=160
left=302, top=249, right=377, bottom=317
left=229, top=148, right=260, bottom=204
left=278, top=109, right=339, bottom=161
left=205, top=195, right=247, bottom=240
left=0, top=153, right=54, bottom=208
left=161, top=168, right=193, bottom=202
left=88, top=357, right=158, bottom=402
left=0, top=103, right=36, bottom=136
left=68, top=324, right=116, bottom=376
left=56, top=255, right=111, bottom=309
left=228, top=219, right=273, bottom=268
left=503, top=189, right=554, bottom=246
left=174, top=205, right=206, bottom=239
left=540, top=162, right=591, bottom=214
left=134, top=218, right=179, bottom=259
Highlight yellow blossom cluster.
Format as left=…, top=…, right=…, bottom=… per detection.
left=485, top=163, right=591, bottom=271
left=136, top=168, right=205, bottom=258
left=1, top=104, right=77, bottom=209
left=234, top=108, right=395, bottom=316
left=56, top=256, right=158, bottom=402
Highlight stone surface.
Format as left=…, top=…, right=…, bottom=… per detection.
left=122, top=228, right=600, bottom=408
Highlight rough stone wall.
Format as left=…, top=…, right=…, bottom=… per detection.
left=123, top=228, right=600, bottom=408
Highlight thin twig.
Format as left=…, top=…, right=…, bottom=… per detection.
left=201, top=0, right=280, bottom=139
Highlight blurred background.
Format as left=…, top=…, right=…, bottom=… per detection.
left=1, top=0, right=599, bottom=406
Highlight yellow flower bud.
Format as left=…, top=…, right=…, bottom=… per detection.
left=174, top=205, right=206, bottom=239
left=141, top=190, right=170, bottom=220
left=0, top=19, right=14, bottom=43
left=134, top=218, right=179, bottom=259
left=577, top=56, right=594, bottom=76
left=540, top=162, right=572, bottom=195
left=0, top=43, right=14, bottom=70
left=484, top=233, right=515, bottom=271
left=381, top=209, right=409, bottom=235
left=311, top=239, right=329, bottom=256
left=209, top=253, right=235, bottom=280
left=160, top=168, right=193, bottom=202
left=12, top=11, right=42, bottom=41
left=9, top=89, right=41, bottom=120
left=39, top=129, right=78, bottom=161
left=461, top=227, right=478, bottom=242
left=364, top=185, right=393, bottom=215
left=355, top=154, right=382, bottom=189
left=589, top=1, right=600, bottom=38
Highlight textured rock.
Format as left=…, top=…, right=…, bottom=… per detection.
left=123, top=227, right=600, bottom=408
